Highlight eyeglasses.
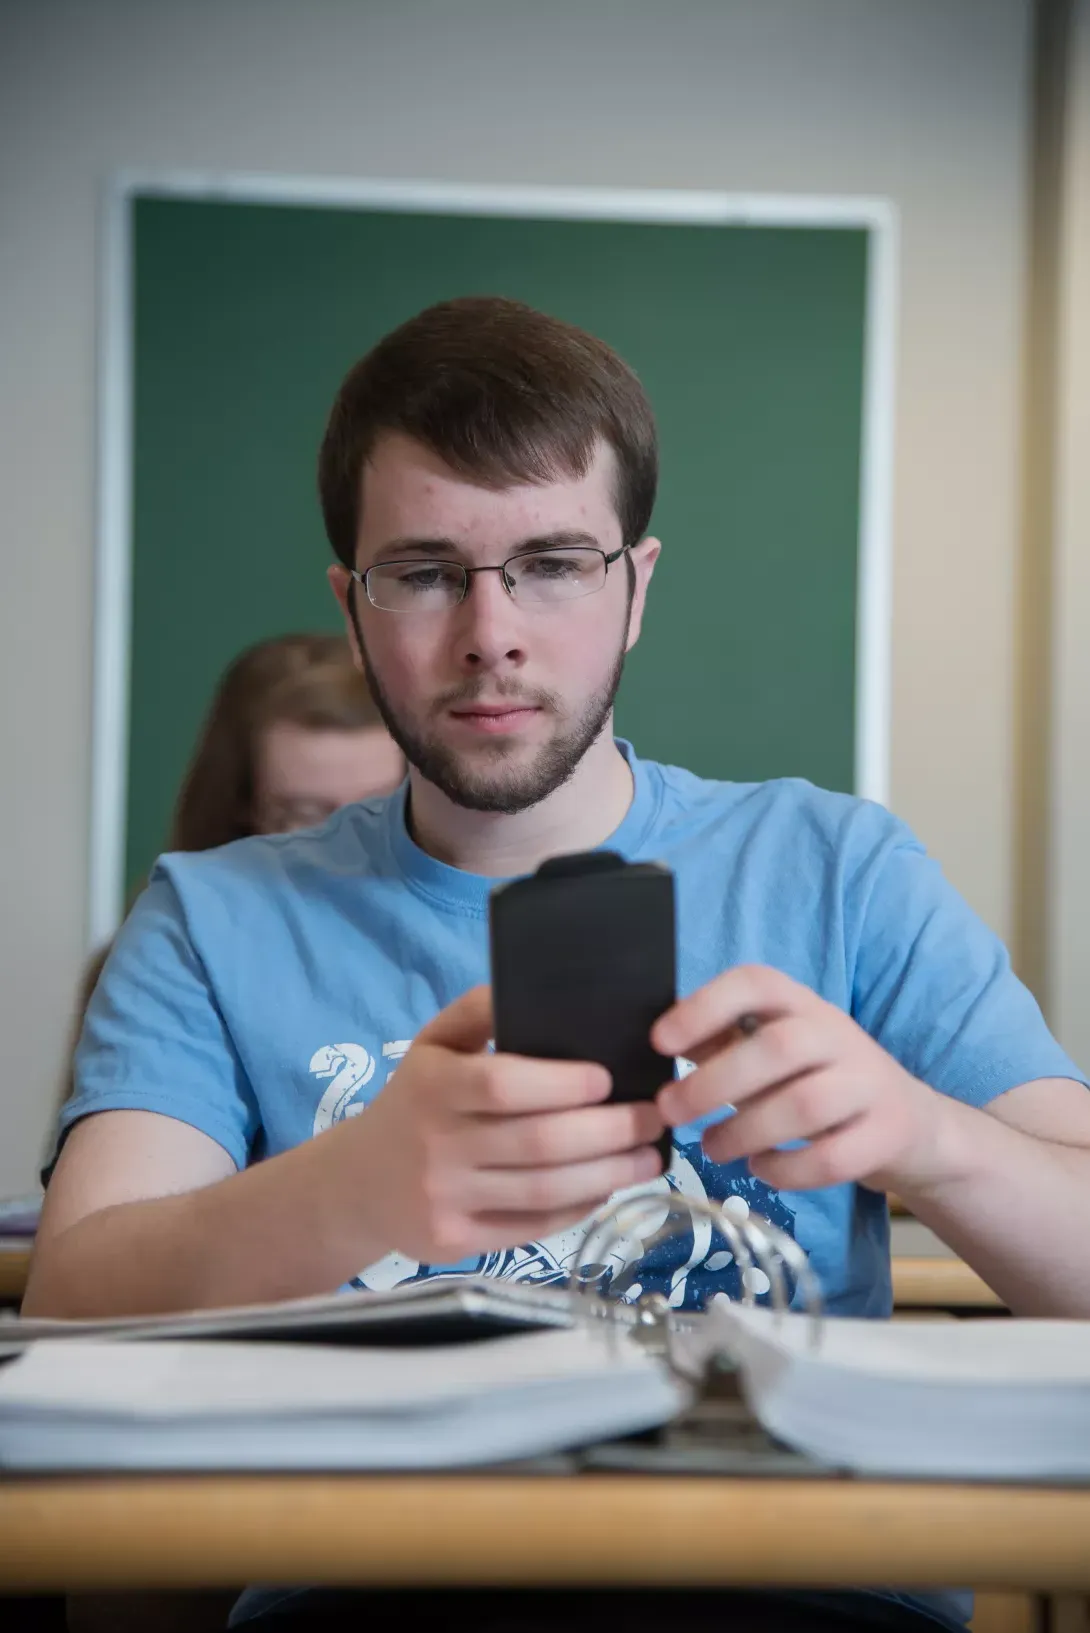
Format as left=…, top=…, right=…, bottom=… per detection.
left=252, top=797, right=342, bottom=835
left=350, top=544, right=630, bottom=614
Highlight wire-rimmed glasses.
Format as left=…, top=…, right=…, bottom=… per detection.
left=350, top=543, right=629, bottom=613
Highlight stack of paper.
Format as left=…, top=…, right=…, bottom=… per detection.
left=711, top=1305, right=1090, bottom=1480
left=0, top=1324, right=688, bottom=1472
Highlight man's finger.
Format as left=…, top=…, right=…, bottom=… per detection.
left=747, top=1115, right=877, bottom=1192
left=469, top=1146, right=663, bottom=1215
left=652, top=965, right=809, bottom=1057
left=701, top=1069, right=868, bottom=1165
left=447, top=1049, right=612, bottom=1115
left=658, top=1016, right=830, bottom=1124
left=471, top=1101, right=665, bottom=1169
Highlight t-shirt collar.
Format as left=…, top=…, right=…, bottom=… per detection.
left=383, top=739, right=661, bottom=918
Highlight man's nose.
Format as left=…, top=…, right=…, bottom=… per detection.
left=452, top=567, right=528, bottom=669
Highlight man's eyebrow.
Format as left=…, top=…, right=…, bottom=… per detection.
left=373, top=530, right=602, bottom=561
left=373, top=537, right=462, bottom=558
left=507, top=530, right=602, bottom=556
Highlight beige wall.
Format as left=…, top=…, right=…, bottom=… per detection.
left=1051, top=0, right=1090, bottom=1063
left=0, top=0, right=1037, bottom=1192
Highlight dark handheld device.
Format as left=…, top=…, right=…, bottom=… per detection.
left=489, top=851, right=677, bottom=1168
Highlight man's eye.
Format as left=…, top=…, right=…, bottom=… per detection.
left=399, top=565, right=460, bottom=591
left=523, top=553, right=577, bottom=579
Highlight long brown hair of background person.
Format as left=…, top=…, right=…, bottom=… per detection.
left=170, top=631, right=400, bottom=847
left=63, top=633, right=402, bottom=1102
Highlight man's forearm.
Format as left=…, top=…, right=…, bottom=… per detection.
left=23, top=1126, right=393, bottom=1319
left=894, top=1096, right=1090, bottom=1316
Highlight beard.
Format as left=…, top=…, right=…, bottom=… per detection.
left=354, top=629, right=628, bottom=817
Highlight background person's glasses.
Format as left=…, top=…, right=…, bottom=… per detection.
left=351, top=544, right=629, bottom=613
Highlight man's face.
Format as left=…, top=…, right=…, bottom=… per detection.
left=328, top=432, right=658, bottom=814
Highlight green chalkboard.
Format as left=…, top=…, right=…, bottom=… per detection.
left=128, top=196, right=868, bottom=893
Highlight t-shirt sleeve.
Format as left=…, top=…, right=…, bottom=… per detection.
left=52, top=872, right=261, bottom=1171
left=847, top=815, right=1087, bottom=1106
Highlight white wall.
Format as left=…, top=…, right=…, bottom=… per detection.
left=0, top=0, right=1035, bottom=1192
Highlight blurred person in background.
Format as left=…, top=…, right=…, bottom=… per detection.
left=61, top=632, right=403, bottom=1099
left=171, top=631, right=404, bottom=846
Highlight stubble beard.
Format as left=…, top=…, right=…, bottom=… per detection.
left=356, top=633, right=629, bottom=817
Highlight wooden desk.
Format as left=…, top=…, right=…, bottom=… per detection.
left=0, top=1240, right=31, bottom=1305
left=891, top=1257, right=1004, bottom=1310
left=0, top=1475, right=1088, bottom=1594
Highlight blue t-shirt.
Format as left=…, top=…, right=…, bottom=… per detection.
left=65, top=744, right=1082, bottom=1319
left=66, top=745, right=1084, bottom=1632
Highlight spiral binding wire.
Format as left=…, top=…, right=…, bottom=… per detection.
left=567, top=1186, right=823, bottom=1363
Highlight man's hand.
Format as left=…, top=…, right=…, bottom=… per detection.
left=652, top=965, right=945, bottom=1193
left=348, top=985, right=665, bottom=1263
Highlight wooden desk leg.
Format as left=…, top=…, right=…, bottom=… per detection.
left=970, top=1594, right=1042, bottom=1633
left=1050, top=1596, right=1090, bottom=1633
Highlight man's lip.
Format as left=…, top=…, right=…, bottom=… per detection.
left=448, top=704, right=540, bottom=717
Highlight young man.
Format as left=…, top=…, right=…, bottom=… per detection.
left=28, top=297, right=1090, bottom=1631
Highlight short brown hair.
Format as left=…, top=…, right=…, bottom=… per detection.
left=318, top=296, right=658, bottom=568
left=169, top=633, right=383, bottom=852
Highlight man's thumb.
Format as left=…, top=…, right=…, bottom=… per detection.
left=417, top=984, right=494, bottom=1053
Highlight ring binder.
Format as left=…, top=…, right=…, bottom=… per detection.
left=566, top=1187, right=831, bottom=1477
left=568, top=1187, right=824, bottom=1367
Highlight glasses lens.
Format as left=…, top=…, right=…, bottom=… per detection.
left=507, top=548, right=606, bottom=604
left=367, top=561, right=466, bottom=612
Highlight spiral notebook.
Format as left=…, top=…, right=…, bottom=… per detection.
left=3, top=1190, right=1090, bottom=1480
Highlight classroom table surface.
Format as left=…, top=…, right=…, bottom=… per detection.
left=0, top=1473, right=1088, bottom=1593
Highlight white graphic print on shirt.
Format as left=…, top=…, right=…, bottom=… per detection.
left=306, top=1043, right=778, bottom=1308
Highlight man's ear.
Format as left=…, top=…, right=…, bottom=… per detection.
left=624, top=537, right=661, bottom=653
left=327, top=564, right=364, bottom=670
